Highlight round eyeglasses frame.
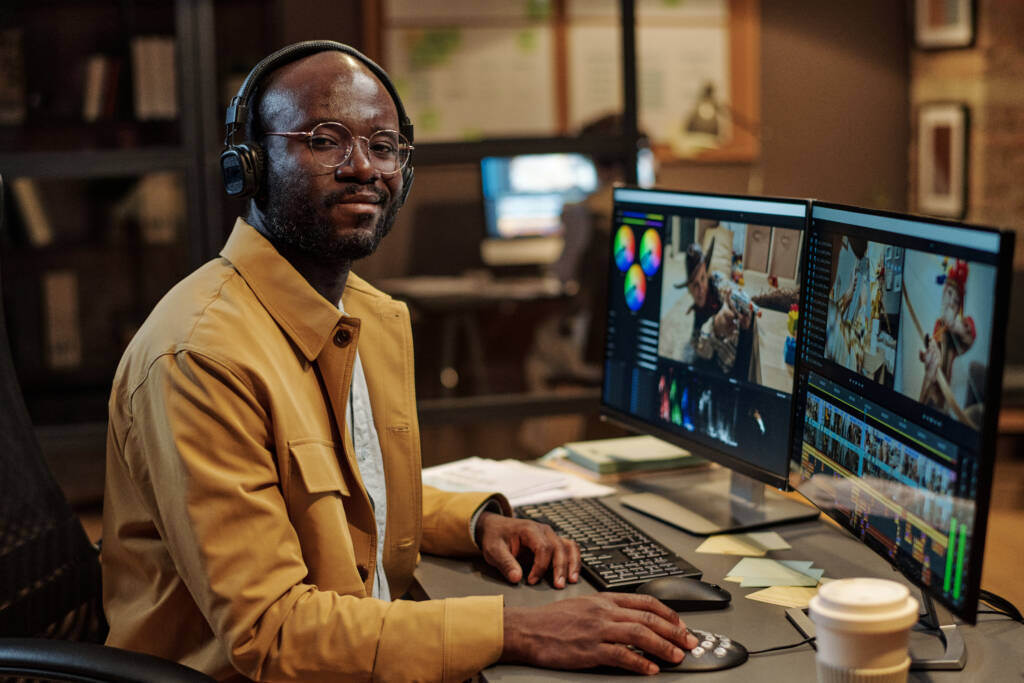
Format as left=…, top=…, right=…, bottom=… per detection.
left=264, top=121, right=413, bottom=176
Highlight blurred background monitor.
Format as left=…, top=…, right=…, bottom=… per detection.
left=479, top=149, right=654, bottom=268
left=479, top=153, right=597, bottom=267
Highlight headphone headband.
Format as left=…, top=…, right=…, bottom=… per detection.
left=221, top=40, right=414, bottom=201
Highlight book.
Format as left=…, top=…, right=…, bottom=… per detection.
left=0, top=27, right=26, bottom=125
left=10, top=177, right=54, bottom=247
left=130, top=36, right=177, bottom=120
left=43, top=270, right=82, bottom=369
left=82, top=54, right=108, bottom=122
left=562, top=435, right=706, bottom=475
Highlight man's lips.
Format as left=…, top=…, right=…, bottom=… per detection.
left=335, top=193, right=383, bottom=205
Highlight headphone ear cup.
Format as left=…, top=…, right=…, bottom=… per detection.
left=220, top=142, right=266, bottom=198
left=396, top=165, right=414, bottom=208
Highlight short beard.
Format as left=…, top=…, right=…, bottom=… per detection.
left=259, top=167, right=398, bottom=263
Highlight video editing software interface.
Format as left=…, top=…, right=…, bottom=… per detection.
left=791, top=204, right=1009, bottom=619
left=480, top=153, right=598, bottom=239
left=602, top=188, right=809, bottom=483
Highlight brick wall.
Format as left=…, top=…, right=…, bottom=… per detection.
left=910, top=0, right=1024, bottom=266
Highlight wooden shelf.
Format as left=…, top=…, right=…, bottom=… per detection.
left=0, top=147, right=192, bottom=180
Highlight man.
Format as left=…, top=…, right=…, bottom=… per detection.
left=101, top=45, right=696, bottom=682
left=918, top=259, right=976, bottom=420
left=674, top=241, right=755, bottom=378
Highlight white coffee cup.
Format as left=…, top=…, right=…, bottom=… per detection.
left=808, top=577, right=919, bottom=683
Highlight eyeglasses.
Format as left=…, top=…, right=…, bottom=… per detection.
left=264, top=121, right=413, bottom=176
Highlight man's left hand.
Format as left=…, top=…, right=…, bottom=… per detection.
left=476, top=512, right=581, bottom=588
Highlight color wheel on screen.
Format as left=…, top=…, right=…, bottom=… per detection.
left=614, top=226, right=635, bottom=272
left=639, top=229, right=662, bottom=276
left=624, top=264, right=646, bottom=311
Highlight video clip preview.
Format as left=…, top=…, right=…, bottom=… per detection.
left=792, top=204, right=1009, bottom=618
left=602, top=190, right=808, bottom=482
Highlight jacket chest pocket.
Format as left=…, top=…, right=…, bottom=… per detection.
left=287, top=440, right=368, bottom=594
left=289, top=440, right=349, bottom=500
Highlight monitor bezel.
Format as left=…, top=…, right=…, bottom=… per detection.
left=788, top=199, right=1015, bottom=624
left=598, top=186, right=812, bottom=492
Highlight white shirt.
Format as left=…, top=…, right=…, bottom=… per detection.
left=339, top=303, right=391, bottom=601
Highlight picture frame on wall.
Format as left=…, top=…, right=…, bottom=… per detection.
left=917, top=102, right=969, bottom=219
left=915, top=0, right=975, bottom=49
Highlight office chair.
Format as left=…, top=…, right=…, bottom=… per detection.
left=0, top=173, right=214, bottom=681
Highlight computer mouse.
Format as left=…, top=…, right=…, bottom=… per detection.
left=642, top=628, right=748, bottom=672
left=635, top=576, right=731, bottom=611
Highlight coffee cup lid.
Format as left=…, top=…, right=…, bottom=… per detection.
left=809, top=578, right=919, bottom=633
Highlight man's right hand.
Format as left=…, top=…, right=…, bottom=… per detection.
left=500, top=593, right=699, bottom=675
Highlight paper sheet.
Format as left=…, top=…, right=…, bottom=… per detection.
left=422, top=456, right=615, bottom=506
left=726, top=558, right=824, bottom=587
left=695, top=531, right=791, bottom=556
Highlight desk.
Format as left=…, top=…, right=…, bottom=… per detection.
left=413, top=472, right=1023, bottom=681
left=377, top=274, right=566, bottom=394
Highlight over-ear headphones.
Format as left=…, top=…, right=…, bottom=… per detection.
left=220, top=40, right=414, bottom=206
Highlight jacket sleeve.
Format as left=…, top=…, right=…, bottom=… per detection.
left=421, top=486, right=512, bottom=557
left=118, top=349, right=503, bottom=683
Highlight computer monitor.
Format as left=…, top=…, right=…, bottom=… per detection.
left=600, top=187, right=819, bottom=534
left=479, top=150, right=656, bottom=268
left=789, top=202, right=1014, bottom=634
left=479, top=153, right=598, bottom=267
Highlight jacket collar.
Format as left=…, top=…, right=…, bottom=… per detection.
left=220, top=218, right=344, bottom=362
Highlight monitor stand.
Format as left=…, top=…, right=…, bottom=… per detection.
left=617, top=466, right=819, bottom=536
left=910, top=591, right=966, bottom=670
left=784, top=590, right=966, bottom=671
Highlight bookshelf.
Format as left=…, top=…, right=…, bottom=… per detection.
left=0, top=0, right=663, bottom=492
left=0, top=0, right=213, bottom=461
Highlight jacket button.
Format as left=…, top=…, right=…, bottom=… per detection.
left=334, top=328, right=352, bottom=347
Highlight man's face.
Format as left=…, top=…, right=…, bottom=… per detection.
left=941, top=281, right=961, bottom=324
left=688, top=262, right=709, bottom=307
left=256, top=52, right=404, bottom=262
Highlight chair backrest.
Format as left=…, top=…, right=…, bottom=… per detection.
left=0, top=173, right=107, bottom=641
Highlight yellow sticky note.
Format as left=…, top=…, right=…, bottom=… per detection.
left=695, top=531, right=791, bottom=557
left=745, top=585, right=820, bottom=609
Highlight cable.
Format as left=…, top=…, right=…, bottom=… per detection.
left=979, top=589, right=1024, bottom=623
left=747, top=636, right=816, bottom=655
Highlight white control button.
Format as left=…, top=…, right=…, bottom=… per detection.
left=700, top=640, right=713, bottom=650
left=690, top=647, right=705, bottom=658
left=714, top=647, right=727, bottom=657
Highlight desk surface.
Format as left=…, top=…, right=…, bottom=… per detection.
left=377, top=274, right=565, bottom=309
left=414, top=473, right=1023, bottom=682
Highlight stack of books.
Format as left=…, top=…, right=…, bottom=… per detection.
left=542, top=435, right=707, bottom=482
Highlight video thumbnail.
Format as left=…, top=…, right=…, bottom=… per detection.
left=658, top=216, right=803, bottom=394
left=824, top=237, right=903, bottom=388
left=802, top=393, right=959, bottom=535
left=894, top=251, right=996, bottom=430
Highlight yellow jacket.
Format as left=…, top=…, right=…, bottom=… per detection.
left=102, top=219, right=505, bottom=682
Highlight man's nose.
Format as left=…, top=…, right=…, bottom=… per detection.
left=335, top=138, right=378, bottom=181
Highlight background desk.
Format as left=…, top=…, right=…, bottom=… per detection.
left=378, top=274, right=566, bottom=395
left=413, top=472, right=1023, bottom=681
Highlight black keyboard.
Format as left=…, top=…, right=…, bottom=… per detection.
left=515, top=497, right=701, bottom=591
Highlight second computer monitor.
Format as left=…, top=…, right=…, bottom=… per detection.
left=602, top=188, right=817, bottom=534
left=790, top=202, right=1014, bottom=624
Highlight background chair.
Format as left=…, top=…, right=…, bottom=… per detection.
left=0, top=173, right=213, bottom=681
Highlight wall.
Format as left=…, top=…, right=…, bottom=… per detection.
left=909, top=0, right=1024, bottom=266
left=357, top=1, right=911, bottom=281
